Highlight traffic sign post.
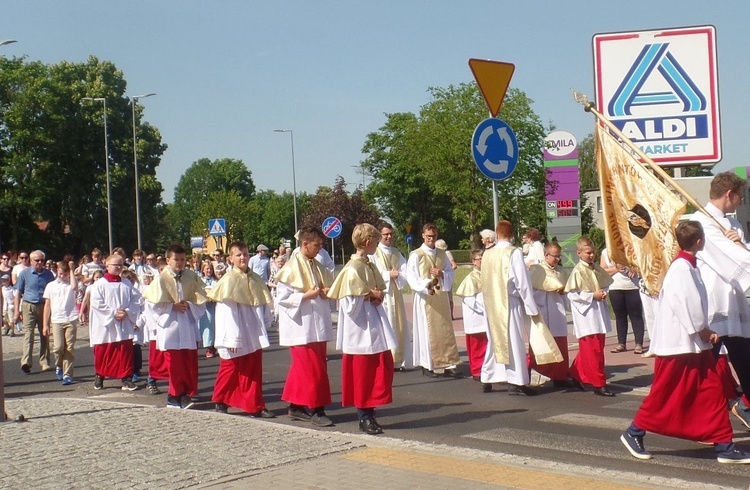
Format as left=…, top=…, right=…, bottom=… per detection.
left=322, top=216, right=342, bottom=265
left=208, top=218, right=226, bottom=236
left=471, top=117, right=519, bottom=181
left=469, top=58, right=517, bottom=232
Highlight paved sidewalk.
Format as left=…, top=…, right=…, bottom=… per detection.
left=1, top=397, right=729, bottom=490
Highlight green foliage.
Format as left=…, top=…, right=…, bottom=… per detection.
left=450, top=249, right=470, bottom=264
left=587, top=227, right=606, bottom=255
left=169, top=157, right=256, bottom=245
left=577, top=133, right=597, bottom=191
left=0, top=55, right=166, bottom=256
left=361, top=83, right=549, bottom=247
left=301, top=176, right=380, bottom=257
left=243, top=190, right=308, bottom=249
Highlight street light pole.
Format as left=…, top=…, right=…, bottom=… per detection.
left=274, top=129, right=299, bottom=245
left=82, top=97, right=113, bottom=254
left=130, top=93, right=156, bottom=251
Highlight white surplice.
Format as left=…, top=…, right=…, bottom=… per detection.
left=371, top=242, right=412, bottom=367
left=481, top=242, right=538, bottom=385
left=693, top=203, right=750, bottom=337
left=88, top=278, right=139, bottom=347
left=566, top=261, right=612, bottom=339
left=147, top=279, right=206, bottom=351
left=276, top=281, right=333, bottom=346
left=214, top=300, right=271, bottom=359
left=335, top=295, right=397, bottom=355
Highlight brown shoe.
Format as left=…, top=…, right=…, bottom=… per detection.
left=610, top=344, right=626, bottom=353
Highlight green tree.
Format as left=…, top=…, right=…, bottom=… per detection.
left=191, top=190, right=253, bottom=245
left=0, top=55, right=166, bottom=256
left=302, top=176, right=380, bottom=258
left=244, top=190, right=309, bottom=249
left=362, top=84, right=549, bottom=247
left=169, top=157, right=256, bottom=245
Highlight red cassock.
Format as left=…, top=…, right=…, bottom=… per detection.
left=528, top=336, right=569, bottom=381
left=212, top=350, right=266, bottom=413
left=165, top=349, right=198, bottom=397
left=634, top=350, right=733, bottom=443
left=93, top=340, right=134, bottom=379
left=569, top=333, right=606, bottom=388
left=148, top=340, right=169, bottom=380
left=281, top=341, right=331, bottom=408
left=465, top=332, right=488, bottom=379
left=341, top=351, right=394, bottom=408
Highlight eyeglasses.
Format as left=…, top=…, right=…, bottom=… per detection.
left=546, top=253, right=562, bottom=259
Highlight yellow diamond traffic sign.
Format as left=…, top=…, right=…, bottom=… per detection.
left=468, top=58, right=515, bottom=117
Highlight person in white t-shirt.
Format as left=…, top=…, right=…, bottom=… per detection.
left=42, top=260, right=79, bottom=385
left=2, top=274, right=15, bottom=336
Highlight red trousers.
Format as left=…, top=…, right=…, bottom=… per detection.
left=635, top=350, right=733, bottom=443
left=148, top=340, right=169, bottom=380
left=212, top=350, right=266, bottom=413
left=93, top=340, right=134, bottom=379
left=569, top=333, right=606, bottom=388
left=465, top=332, right=488, bottom=379
left=528, top=336, right=570, bottom=381
left=281, top=342, right=331, bottom=408
left=165, top=349, right=198, bottom=397
left=341, top=351, right=394, bottom=409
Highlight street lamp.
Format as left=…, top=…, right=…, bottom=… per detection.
left=0, top=39, right=17, bottom=47
left=81, top=97, right=113, bottom=254
left=274, top=129, right=299, bottom=245
left=130, top=92, right=156, bottom=251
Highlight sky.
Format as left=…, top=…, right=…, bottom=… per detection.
left=3, top=1, right=750, bottom=203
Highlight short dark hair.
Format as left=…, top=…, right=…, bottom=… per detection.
left=298, top=226, right=325, bottom=243
left=378, top=221, right=394, bottom=232
left=675, top=221, right=704, bottom=250
left=422, top=223, right=437, bottom=234
left=545, top=242, right=561, bottom=253
left=165, top=244, right=186, bottom=258
left=228, top=241, right=248, bottom=254
left=710, top=172, right=746, bottom=199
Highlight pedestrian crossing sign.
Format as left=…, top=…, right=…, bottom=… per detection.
left=208, top=218, right=226, bottom=236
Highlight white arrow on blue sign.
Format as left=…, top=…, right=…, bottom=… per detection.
left=322, top=216, right=342, bottom=239
left=471, top=117, right=519, bottom=181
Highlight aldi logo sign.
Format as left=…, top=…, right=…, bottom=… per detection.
left=593, top=26, right=720, bottom=165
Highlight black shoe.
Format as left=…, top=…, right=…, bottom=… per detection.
left=180, top=395, right=196, bottom=409
left=21, top=364, right=30, bottom=374
left=121, top=380, right=138, bottom=391
left=570, top=378, right=585, bottom=391
left=94, top=374, right=104, bottom=390
left=594, top=386, right=616, bottom=397
left=288, top=405, right=312, bottom=421
left=311, top=411, right=334, bottom=427
left=508, top=384, right=538, bottom=396
left=215, top=403, right=229, bottom=414
left=482, top=383, right=492, bottom=393
left=359, top=418, right=384, bottom=435
left=552, top=379, right=574, bottom=388
left=421, top=367, right=440, bottom=378
left=250, top=408, right=276, bottom=419
left=167, top=395, right=181, bottom=408
left=443, top=368, right=464, bottom=379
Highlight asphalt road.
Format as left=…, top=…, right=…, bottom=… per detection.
left=3, top=325, right=750, bottom=489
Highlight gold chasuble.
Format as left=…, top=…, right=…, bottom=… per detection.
left=208, top=267, right=272, bottom=306
left=274, top=252, right=333, bottom=291
left=564, top=261, right=614, bottom=294
left=415, top=248, right=460, bottom=368
left=374, top=246, right=408, bottom=365
left=328, top=255, right=385, bottom=299
left=482, top=246, right=562, bottom=366
left=143, top=268, right=208, bottom=305
left=529, top=263, right=568, bottom=293
left=455, top=269, right=481, bottom=298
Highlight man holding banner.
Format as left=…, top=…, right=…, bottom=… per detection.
left=692, top=172, right=750, bottom=428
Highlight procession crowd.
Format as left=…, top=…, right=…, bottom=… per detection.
left=6, top=172, right=750, bottom=460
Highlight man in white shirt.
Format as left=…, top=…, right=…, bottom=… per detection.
left=371, top=222, right=411, bottom=370
left=42, top=260, right=79, bottom=384
left=692, top=172, right=750, bottom=427
left=405, top=223, right=460, bottom=377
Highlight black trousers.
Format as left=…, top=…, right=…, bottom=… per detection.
left=720, top=335, right=750, bottom=396
left=609, top=289, right=645, bottom=346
